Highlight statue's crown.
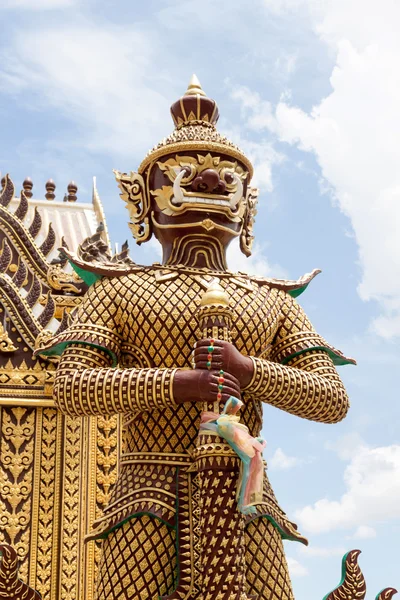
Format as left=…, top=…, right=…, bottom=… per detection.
left=170, top=74, right=219, bottom=129
left=138, top=75, right=253, bottom=177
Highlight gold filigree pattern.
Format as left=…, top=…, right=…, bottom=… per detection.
left=60, top=417, right=82, bottom=600
left=46, top=264, right=83, bottom=294
left=0, top=173, right=119, bottom=600
left=47, top=266, right=351, bottom=596
left=93, top=415, right=120, bottom=585
left=0, top=407, right=35, bottom=578
left=114, top=170, right=151, bottom=244
left=0, top=323, right=18, bottom=352
left=245, top=352, right=349, bottom=424
left=240, top=187, right=258, bottom=257
left=35, top=409, right=60, bottom=598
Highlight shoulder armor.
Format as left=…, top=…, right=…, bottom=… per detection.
left=245, top=268, right=321, bottom=298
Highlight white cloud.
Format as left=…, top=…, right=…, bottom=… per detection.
left=286, top=556, right=308, bottom=577
left=233, top=0, right=400, bottom=338
left=0, top=0, right=76, bottom=8
left=298, top=545, right=346, bottom=558
left=325, top=432, right=366, bottom=461
left=0, top=23, right=170, bottom=158
left=351, top=525, right=377, bottom=540
left=269, top=447, right=303, bottom=470
left=295, top=444, right=400, bottom=534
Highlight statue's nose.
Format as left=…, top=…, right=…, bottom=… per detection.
left=191, top=169, right=226, bottom=194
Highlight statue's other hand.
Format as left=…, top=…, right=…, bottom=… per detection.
left=173, top=369, right=241, bottom=405
left=194, top=339, right=254, bottom=389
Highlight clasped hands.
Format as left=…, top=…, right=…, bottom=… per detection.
left=173, top=339, right=254, bottom=405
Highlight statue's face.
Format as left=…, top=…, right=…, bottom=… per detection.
left=148, top=152, right=249, bottom=236
left=115, top=148, right=257, bottom=257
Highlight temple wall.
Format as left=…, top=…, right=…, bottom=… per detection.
left=0, top=401, right=119, bottom=599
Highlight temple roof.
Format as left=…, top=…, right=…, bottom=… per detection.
left=6, top=176, right=110, bottom=259
left=0, top=173, right=110, bottom=404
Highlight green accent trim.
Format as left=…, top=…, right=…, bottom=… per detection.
left=281, top=346, right=355, bottom=367
left=288, top=284, right=309, bottom=298
left=69, top=260, right=102, bottom=287
left=322, top=551, right=350, bottom=600
left=93, top=511, right=175, bottom=542
left=247, top=514, right=307, bottom=545
left=40, top=340, right=118, bottom=367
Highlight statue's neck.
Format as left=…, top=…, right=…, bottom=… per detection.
left=162, top=234, right=228, bottom=272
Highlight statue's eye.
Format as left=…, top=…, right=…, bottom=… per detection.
left=180, top=164, right=196, bottom=183
left=220, top=170, right=236, bottom=189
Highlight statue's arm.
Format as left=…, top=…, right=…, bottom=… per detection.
left=243, top=349, right=349, bottom=424
left=244, top=292, right=351, bottom=424
left=47, top=279, right=174, bottom=416
left=53, top=343, right=177, bottom=417
left=53, top=342, right=240, bottom=417
left=195, top=291, right=352, bottom=424
left=44, top=277, right=246, bottom=417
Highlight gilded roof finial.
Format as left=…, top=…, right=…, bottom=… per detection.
left=22, top=177, right=33, bottom=199
left=67, top=181, right=78, bottom=202
left=45, top=179, right=56, bottom=201
left=184, top=74, right=206, bottom=97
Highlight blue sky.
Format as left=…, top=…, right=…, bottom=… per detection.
left=1, top=0, right=399, bottom=597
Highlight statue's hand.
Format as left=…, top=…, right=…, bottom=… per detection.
left=173, top=368, right=241, bottom=405
left=194, top=339, right=254, bottom=389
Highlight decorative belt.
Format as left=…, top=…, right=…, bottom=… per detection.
left=119, top=451, right=193, bottom=467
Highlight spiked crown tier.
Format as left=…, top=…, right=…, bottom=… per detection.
left=138, top=75, right=253, bottom=177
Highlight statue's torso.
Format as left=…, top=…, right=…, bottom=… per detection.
left=88, top=268, right=302, bottom=541
left=111, top=269, right=283, bottom=452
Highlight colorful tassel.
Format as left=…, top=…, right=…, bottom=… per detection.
left=200, top=397, right=266, bottom=515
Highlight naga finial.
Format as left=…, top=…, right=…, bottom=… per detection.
left=376, top=589, right=398, bottom=600
left=324, top=550, right=366, bottom=600
left=323, top=550, right=397, bottom=600
left=0, top=543, right=41, bottom=599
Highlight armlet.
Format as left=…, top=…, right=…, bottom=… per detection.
left=270, top=331, right=356, bottom=366
left=34, top=323, right=121, bottom=366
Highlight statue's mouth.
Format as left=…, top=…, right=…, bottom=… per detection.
left=171, top=194, right=233, bottom=207
left=171, top=169, right=243, bottom=210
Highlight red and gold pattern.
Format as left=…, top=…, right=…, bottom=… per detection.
left=0, top=543, right=41, bottom=599
left=26, top=76, right=395, bottom=599
left=40, top=266, right=352, bottom=597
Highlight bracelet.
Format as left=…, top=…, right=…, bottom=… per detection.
left=206, top=339, right=215, bottom=369
left=242, top=356, right=259, bottom=391
left=217, top=369, right=224, bottom=401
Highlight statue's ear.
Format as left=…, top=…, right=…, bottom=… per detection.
left=240, top=187, right=259, bottom=257
left=114, top=170, right=152, bottom=245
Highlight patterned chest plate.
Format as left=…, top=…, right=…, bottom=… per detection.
left=112, top=270, right=282, bottom=370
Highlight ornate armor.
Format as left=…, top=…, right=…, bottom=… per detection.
left=37, top=76, right=355, bottom=600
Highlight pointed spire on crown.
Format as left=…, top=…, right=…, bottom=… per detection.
left=170, top=74, right=219, bottom=129
left=184, top=74, right=207, bottom=97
